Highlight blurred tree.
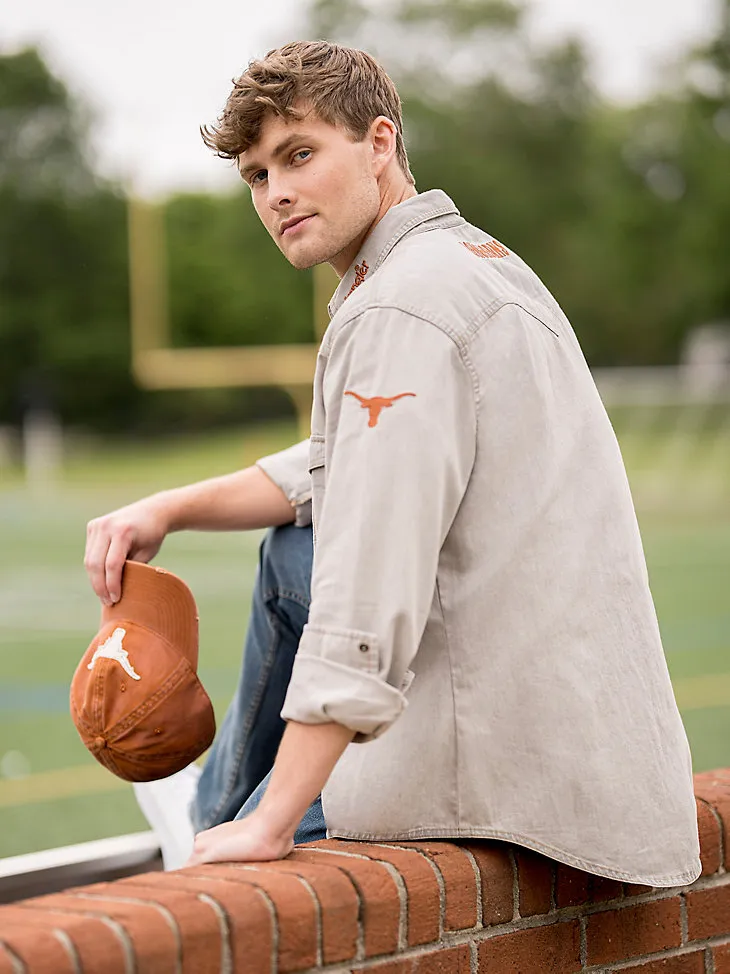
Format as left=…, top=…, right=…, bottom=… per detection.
left=673, top=0, right=730, bottom=327
left=0, top=48, right=134, bottom=431
left=165, top=190, right=313, bottom=349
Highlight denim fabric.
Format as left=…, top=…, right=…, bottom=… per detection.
left=191, top=522, right=325, bottom=842
left=234, top=769, right=326, bottom=844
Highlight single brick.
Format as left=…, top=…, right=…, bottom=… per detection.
left=290, top=848, right=400, bottom=958
left=613, top=952, right=705, bottom=973
left=359, top=943, right=471, bottom=973
left=250, top=856, right=360, bottom=963
left=117, top=869, right=273, bottom=973
left=321, top=840, right=440, bottom=946
left=0, top=906, right=127, bottom=972
left=20, top=891, right=178, bottom=974
left=714, top=942, right=730, bottom=974
left=102, top=880, right=225, bottom=973
left=585, top=898, right=682, bottom=966
left=478, top=920, right=581, bottom=973
left=459, top=842, right=514, bottom=926
left=555, top=863, right=623, bottom=908
left=190, top=863, right=318, bottom=972
left=696, top=797, right=722, bottom=875
left=515, top=849, right=554, bottom=917
left=397, top=842, right=478, bottom=931
left=0, top=924, right=77, bottom=974
left=694, top=770, right=730, bottom=869
left=625, top=884, right=654, bottom=897
left=686, top=883, right=730, bottom=940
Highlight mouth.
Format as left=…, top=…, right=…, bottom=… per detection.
left=280, top=215, right=315, bottom=237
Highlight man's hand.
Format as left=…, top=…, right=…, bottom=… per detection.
left=85, top=496, right=170, bottom=606
left=83, top=465, right=297, bottom=606
left=187, top=811, right=294, bottom=867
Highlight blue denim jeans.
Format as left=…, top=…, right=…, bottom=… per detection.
left=191, top=523, right=326, bottom=844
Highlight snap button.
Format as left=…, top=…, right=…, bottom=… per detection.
left=93, top=736, right=106, bottom=750
left=359, top=643, right=369, bottom=653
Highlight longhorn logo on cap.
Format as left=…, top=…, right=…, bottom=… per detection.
left=88, top=627, right=141, bottom=680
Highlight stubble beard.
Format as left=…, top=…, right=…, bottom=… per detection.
left=283, top=184, right=380, bottom=272
left=281, top=218, right=366, bottom=271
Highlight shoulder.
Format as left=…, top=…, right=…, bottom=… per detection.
left=336, top=224, right=530, bottom=344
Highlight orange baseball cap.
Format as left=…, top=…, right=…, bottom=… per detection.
left=70, top=561, right=216, bottom=782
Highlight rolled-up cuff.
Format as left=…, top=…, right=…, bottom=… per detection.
left=256, top=440, right=312, bottom=528
left=281, top=654, right=408, bottom=743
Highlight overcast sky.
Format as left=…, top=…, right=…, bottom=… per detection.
left=1, top=0, right=720, bottom=196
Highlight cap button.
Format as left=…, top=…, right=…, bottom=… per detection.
left=93, top=736, right=107, bottom=750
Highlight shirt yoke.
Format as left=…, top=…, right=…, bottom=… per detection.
left=328, top=222, right=562, bottom=353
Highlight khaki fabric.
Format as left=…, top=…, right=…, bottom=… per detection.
left=258, top=190, right=701, bottom=886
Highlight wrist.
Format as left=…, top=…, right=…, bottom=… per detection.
left=149, top=488, right=184, bottom=534
left=245, top=805, right=298, bottom=853
left=252, top=798, right=299, bottom=844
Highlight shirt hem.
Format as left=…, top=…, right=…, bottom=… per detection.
left=324, top=824, right=702, bottom=888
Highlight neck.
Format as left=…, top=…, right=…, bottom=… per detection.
left=329, top=176, right=418, bottom=278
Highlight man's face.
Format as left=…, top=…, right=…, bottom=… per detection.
left=238, top=108, right=381, bottom=276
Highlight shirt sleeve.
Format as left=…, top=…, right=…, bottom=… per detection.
left=256, top=439, right=312, bottom=527
left=280, top=308, right=477, bottom=741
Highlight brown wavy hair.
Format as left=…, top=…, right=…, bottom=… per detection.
left=201, top=41, right=414, bottom=184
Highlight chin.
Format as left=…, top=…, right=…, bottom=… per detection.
left=284, top=244, right=338, bottom=271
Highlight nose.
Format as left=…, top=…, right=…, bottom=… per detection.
left=266, top=171, right=296, bottom=211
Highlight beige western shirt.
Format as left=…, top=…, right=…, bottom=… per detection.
left=257, top=190, right=701, bottom=887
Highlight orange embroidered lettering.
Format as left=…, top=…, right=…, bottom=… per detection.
left=461, top=240, right=510, bottom=259
left=346, top=260, right=369, bottom=297
left=344, top=390, right=416, bottom=427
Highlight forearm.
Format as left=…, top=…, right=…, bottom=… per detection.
left=257, top=721, right=354, bottom=840
left=155, top=464, right=295, bottom=534
left=187, top=719, right=354, bottom=865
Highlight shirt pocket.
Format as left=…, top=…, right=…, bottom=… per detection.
left=308, top=435, right=326, bottom=544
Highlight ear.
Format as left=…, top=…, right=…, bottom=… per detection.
left=369, top=115, right=398, bottom=177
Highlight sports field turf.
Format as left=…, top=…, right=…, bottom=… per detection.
left=0, top=419, right=728, bottom=859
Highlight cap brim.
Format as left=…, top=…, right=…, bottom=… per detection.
left=102, top=561, right=199, bottom=669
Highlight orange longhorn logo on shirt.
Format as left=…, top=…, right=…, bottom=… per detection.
left=344, top=390, right=416, bottom=427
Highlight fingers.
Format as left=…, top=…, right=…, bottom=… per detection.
left=104, top=534, right=130, bottom=605
left=84, top=516, right=132, bottom=606
left=84, top=517, right=114, bottom=605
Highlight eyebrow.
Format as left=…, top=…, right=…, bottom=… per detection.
left=239, top=133, right=311, bottom=180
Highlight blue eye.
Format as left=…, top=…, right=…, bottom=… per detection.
left=250, top=170, right=267, bottom=185
left=294, top=150, right=311, bottom=162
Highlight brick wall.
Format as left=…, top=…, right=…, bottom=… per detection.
left=1, top=769, right=729, bottom=973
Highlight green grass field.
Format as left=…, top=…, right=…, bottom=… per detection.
left=1, top=418, right=729, bottom=859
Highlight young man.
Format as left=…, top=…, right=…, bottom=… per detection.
left=84, top=41, right=701, bottom=884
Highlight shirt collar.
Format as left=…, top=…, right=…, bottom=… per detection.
left=327, top=189, right=460, bottom=318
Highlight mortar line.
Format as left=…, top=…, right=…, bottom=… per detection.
left=52, top=929, right=81, bottom=974
left=579, top=916, right=587, bottom=969
left=680, top=891, right=689, bottom=945
left=460, top=848, right=484, bottom=930
left=197, top=893, right=233, bottom=974
left=706, top=944, right=715, bottom=974
left=0, top=939, right=25, bottom=974
left=508, top=847, right=520, bottom=920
